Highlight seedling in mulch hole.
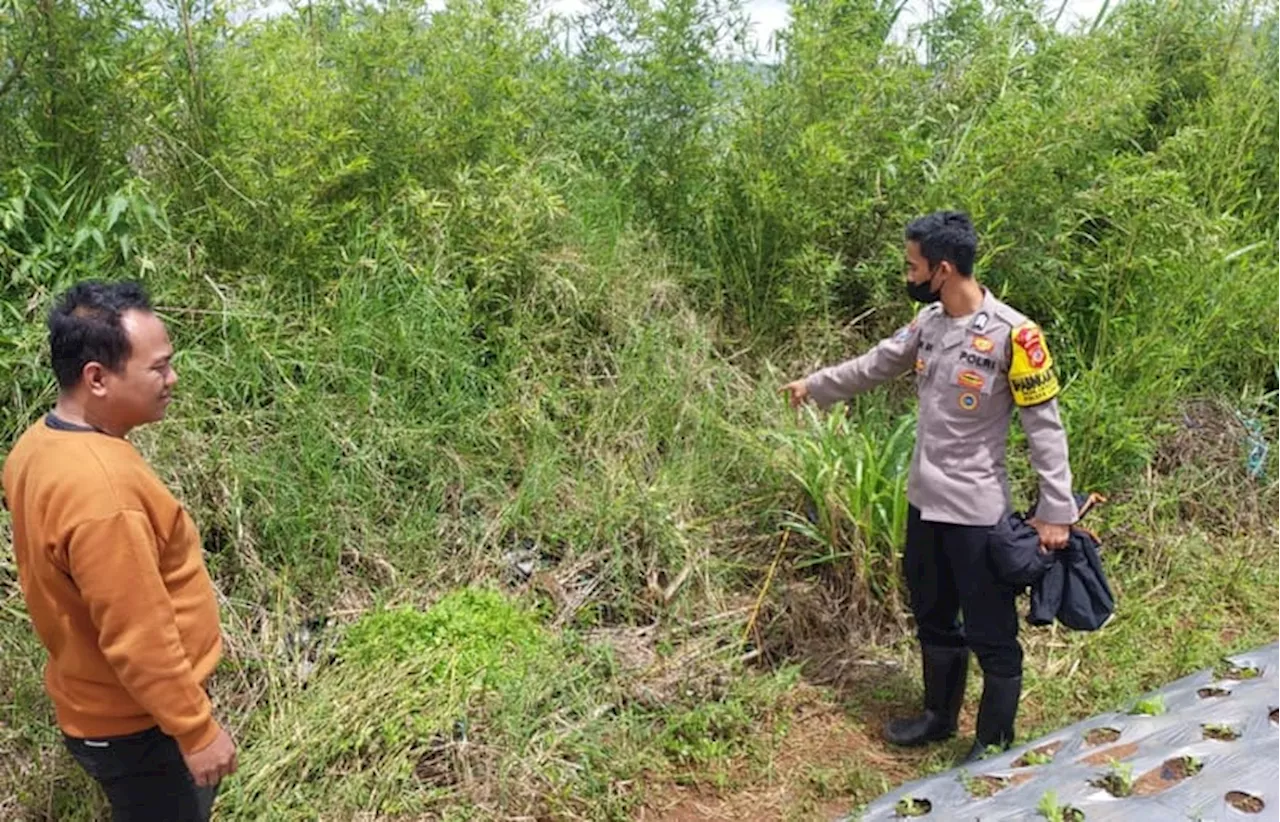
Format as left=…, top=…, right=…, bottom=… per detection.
left=1202, top=723, right=1241, bottom=741
left=1038, top=790, right=1085, bottom=821
left=1197, top=686, right=1231, bottom=699
left=895, top=797, right=931, bottom=817
left=1213, top=660, right=1260, bottom=680
left=1226, top=791, right=1265, bottom=814
left=1130, top=695, right=1165, bottom=716
left=960, top=771, right=1008, bottom=798
left=1092, top=760, right=1135, bottom=797
left=1015, top=741, right=1062, bottom=766
left=1083, top=727, right=1120, bottom=746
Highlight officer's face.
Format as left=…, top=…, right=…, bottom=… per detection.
left=905, top=241, right=954, bottom=290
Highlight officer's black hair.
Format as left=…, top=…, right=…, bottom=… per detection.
left=905, top=211, right=977, bottom=276
left=48, top=281, right=153, bottom=390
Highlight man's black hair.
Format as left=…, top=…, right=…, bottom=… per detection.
left=905, top=211, right=978, bottom=276
left=48, top=281, right=153, bottom=389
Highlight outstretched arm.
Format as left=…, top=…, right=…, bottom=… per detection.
left=783, top=319, right=922, bottom=409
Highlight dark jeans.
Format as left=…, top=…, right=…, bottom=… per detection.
left=904, top=505, right=1023, bottom=678
left=64, top=726, right=218, bottom=822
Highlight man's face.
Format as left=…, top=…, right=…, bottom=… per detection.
left=905, top=240, right=940, bottom=286
left=95, top=310, right=178, bottom=428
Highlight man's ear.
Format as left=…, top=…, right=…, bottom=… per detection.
left=83, top=361, right=109, bottom=397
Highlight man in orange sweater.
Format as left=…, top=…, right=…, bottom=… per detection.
left=3, top=281, right=237, bottom=821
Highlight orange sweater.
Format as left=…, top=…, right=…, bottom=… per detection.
left=2, top=417, right=222, bottom=753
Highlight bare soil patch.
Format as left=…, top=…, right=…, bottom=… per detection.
left=1083, top=727, right=1121, bottom=746
left=1226, top=791, right=1265, bottom=813
left=1132, top=756, right=1202, bottom=797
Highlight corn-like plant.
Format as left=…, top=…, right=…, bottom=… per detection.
left=766, top=401, right=915, bottom=607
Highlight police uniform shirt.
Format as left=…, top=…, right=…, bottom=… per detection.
left=804, top=289, right=1076, bottom=527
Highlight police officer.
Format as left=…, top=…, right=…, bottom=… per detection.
left=781, top=211, right=1076, bottom=761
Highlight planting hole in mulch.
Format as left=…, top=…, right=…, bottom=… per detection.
left=1061, top=808, right=1085, bottom=822
left=1226, top=791, right=1265, bottom=813
left=1014, top=740, right=1064, bottom=767
left=1080, top=741, right=1139, bottom=767
left=1201, top=723, right=1241, bottom=741
left=1083, top=727, right=1121, bottom=746
left=1214, top=661, right=1261, bottom=680
left=963, top=773, right=1031, bottom=798
left=1198, top=686, right=1232, bottom=699
left=894, top=797, right=931, bottom=817
left=1092, top=770, right=1133, bottom=798
left=965, top=775, right=1008, bottom=798
left=1132, top=756, right=1203, bottom=797
left=1270, top=707, right=1278, bottom=725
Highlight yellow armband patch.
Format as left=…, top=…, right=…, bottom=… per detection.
left=1009, top=322, right=1059, bottom=407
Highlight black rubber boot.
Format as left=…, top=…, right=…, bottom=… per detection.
left=964, top=674, right=1022, bottom=762
left=884, top=645, right=970, bottom=746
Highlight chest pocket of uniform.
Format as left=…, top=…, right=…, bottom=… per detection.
left=950, top=360, right=995, bottom=394
left=948, top=351, right=1000, bottom=416
left=953, top=332, right=1001, bottom=390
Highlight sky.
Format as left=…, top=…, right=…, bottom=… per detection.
left=541, top=0, right=1115, bottom=55
left=249, top=0, right=1116, bottom=53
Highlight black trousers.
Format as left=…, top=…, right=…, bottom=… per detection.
left=904, top=505, right=1022, bottom=678
left=64, top=726, right=218, bottom=822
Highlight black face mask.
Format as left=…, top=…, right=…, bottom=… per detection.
left=907, top=266, right=943, bottom=303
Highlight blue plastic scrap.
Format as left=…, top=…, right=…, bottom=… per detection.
left=841, top=643, right=1280, bottom=822
left=1237, top=412, right=1270, bottom=480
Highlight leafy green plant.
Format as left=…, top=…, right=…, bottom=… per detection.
left=765, top=399, right=914, bottom=607
left=959, top=769, right=1008, bottom=798
left=1016, top=745, right=1058, bottom=766
left=1130, top=695, right=1166, bottom=716
left=1094, top=760, right=1136, bottom=797
left=339, top=588, right=544, bottom=682
left=1202, top=723, right=1241, bottom=741
left=1038, top=790, right=1086, bottom=821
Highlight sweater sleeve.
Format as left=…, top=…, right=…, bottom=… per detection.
left=66, top=510, right=220, bottom=753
